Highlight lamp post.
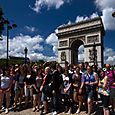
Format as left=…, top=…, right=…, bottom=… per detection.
left=24, top=47, right=28, bottom=64
left=5, top=20, right=17, bottom=67
left=112, top=12, right=115, bottom=17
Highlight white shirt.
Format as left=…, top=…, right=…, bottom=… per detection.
left=1, top=76, right=11, bottom=89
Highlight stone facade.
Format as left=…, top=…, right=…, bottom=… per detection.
left=56, top=17, right=105, bottom=67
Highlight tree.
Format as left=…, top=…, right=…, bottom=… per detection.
left=0, top=7, right=4, bottom=36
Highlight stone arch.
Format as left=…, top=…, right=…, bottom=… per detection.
left=57, top=17, right=105, bottom=67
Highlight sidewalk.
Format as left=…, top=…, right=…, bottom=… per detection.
left=0, top=103, right=102, bottom=115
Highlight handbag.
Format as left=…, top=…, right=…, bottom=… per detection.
left=42, top=82, right=53, bottom=97
left=98, top=87, right=110, bottom=96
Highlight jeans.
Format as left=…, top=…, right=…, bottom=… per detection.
left=52, top=95, right=59, bottom=112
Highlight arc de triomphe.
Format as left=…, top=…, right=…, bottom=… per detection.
left=56, top=17, right=105, bottom=67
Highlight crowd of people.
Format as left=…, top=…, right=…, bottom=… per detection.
left=0, top=62, right=115, bottom=115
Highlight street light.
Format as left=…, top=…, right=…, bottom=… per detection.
left=24, top=47, right=28, bottom=64
left=112, top=12, right=115, bottom=17
left=4, top=19, right=17, bottom=66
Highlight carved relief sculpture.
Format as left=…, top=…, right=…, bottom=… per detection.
left=61, top=51, right=66, bottom=61
left=87, top=35, right=99, bottom=44
left=59, top=40, right=67, bottom=47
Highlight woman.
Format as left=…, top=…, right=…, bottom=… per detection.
left=32, top=67, right=43, bottom=112
left=72, top=66, right=83, bottom=114
left=24, top=65, right=33, bottom=108
left=40, top=66, right=52, bottom=114
left=10, top=67, right=16, bottom=107
left=105, top=64, right=115, bottom=113
left=98, top=69, right=110, bottom=115
left=92, top=65, right=98, bottom=105
left=82, top=65, right=98, bottom=115
left=14, top=65, right=25, bottom=111
left=0, top=68, right=12, bottom=114
left=60, top=69, right=72, bottom=114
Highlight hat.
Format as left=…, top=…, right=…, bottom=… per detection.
left=15, top=64, right=18, bottom=67
left=63, top=77, right=69, bottom=81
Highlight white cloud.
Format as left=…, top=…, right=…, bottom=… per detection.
left=106, top=56, right=115, bottom=65
left=30, top=0, right=71, bottom=13
left=75, top=16, right=88, bottom=23
left=55, top=29, right=58, bottom=34
left=78, top=45, right=84, bottom=61
left=0, top=34, right=44, bottom=60
left=104, top=47, right=115, bottom=65
left=67, top=21, right=72, bottom=25
left=78, top=45, right=84, bottom=54
left=46, top=33, right=58, bottom=55
left=25, top=26, right=38, bottom=32
left=29, top=52, right=57, bottom=61
left=101, top=8, right=115, bottom=30
left=95, top=0, right=115, bottom=10
left=57, top=13, right=99, bottom=29
left=75, top=12, right=99, bottom=23
left=90, top=12, right=99, bottom=19
left=0, top=33, right=58, bottom=62
left=95, top=0, right=115, bottom=30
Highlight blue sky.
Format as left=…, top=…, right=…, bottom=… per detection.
left=0, top=0, right=115, bottom=65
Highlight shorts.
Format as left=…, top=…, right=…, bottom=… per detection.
left=85, top=89, right=94, bottom=101
left=33, top=87, right=40, bottom=95
left=110, top=88, right=115, bottom=99
left=15, top=85, right=24, bottom=94
left=24, top=86, right=33, bottom=97
left=101, top=94, right=110, bottom=108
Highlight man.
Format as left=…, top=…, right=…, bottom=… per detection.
left=105, top=64, right=115, bottom=113
left=51, top=63, right=63, bottom=115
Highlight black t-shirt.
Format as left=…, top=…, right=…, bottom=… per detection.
left=43, top=74, right=52, bottom=86
left=52, top=70, right=63, bottom=91
left=24, top=75, right=33, bottom=85
left=16, top=73, right=25, bottom=85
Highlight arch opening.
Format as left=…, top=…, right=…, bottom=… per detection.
left=71, top=40, right=84, bottom=64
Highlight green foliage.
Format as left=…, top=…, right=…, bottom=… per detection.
left=0, top=58, right=24, bottom=68
left=0, top=59, right=6, bottom=68
left=31, top=60, right=45, bottom=67
left=0, top=59, right=46, bottom=68
left=37, top=59, right=45, bottom=65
